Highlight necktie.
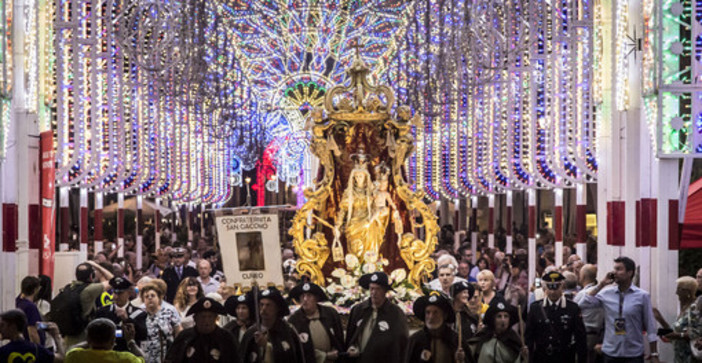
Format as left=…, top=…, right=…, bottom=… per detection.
left=177, top=266, right=182, bottom=279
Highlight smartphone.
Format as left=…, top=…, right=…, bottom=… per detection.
left=657, top=328, right=673, bottom=336
left=534, top=277, right=541, bottom=288
left=115, top=329, right=123, bottom=338
left=607, top=272, right=615, bottom=280
left=36, top=322, right=48, bottom=330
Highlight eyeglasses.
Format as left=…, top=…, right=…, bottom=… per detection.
left=546, top=283, right=562, bottom=290
left=171, top=254, right=185, bottom=258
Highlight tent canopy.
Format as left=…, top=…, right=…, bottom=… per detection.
left=99, top=198, right=174, bottom=216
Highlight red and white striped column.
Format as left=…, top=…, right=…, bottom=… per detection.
left=117, top=193, right=124, bottom=257
left=136, top=195, right=143, bottom=269
left=488, top=194, right=495, bottom=248
left=470, top=195, right=478, bottom=265
left=79, top=188, right=88, bottom=254
left=527, top=189, right=537, bottom=286
left=59, top=187, right=69, bottom=252
left=554, top=188, right=564, bottom=267
left=187, top=204, right=193, bottom=246
left=94, top=192, right=103, bottom=252
left=575, top=184, right=587, bottom=262
left=155, top=198, right=161, bottom=251
left=506, top=191, right=513, bottom=254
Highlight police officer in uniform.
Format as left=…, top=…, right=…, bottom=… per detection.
left=524, top=271, right=587, bottom=363
left=164, top=297, right=239, bottom=363
left=288, top=282, right=345, bottom=363
left=94, top=276, right=147, bottom=353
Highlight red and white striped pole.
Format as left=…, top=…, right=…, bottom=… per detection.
left=136, top=195, right=143, bottom=269
left=554, top=188, right=564, bottom=267
left=575, top=184, right=587, bottom=262
left=79, top=188, right=88, bottom=255
left=528, top=189, right=537, bottom=287
left=470, top=195, right=478, bottom=265
left=59, top=187, right=69, bottom=252
left=155, top=198, right=161, bottom=251
left=117, top=193, right=124, bottom=258
left=94, top=192, right=103, bottom=252
left=488, top=194, right=495, bottom=248
left=506, top=191, right=513, bottom=254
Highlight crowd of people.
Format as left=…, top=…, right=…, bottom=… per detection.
left=0, top=226, right=701, bottom=363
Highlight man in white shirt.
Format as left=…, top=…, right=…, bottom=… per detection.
left=196, top=260, right=219, bottom=296
left=574, top=264, right=604, bottom=363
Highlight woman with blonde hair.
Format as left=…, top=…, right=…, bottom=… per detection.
left=477, top=269, right=499, bottom=306
left=654, top=276, right=702, bottom=363
left=172, top=276, right=203, bottom=329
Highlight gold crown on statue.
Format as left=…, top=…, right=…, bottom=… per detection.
left=375, top=163, right=390, bottom=181
left=351, top=144, right=370, bottom=168
left=323, top=42, right=395, bottom=117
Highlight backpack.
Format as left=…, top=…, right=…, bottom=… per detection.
left=48, top=282, right=89, bottom=336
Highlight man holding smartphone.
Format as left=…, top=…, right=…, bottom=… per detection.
left=94, top=277, right=147, bottom=353
left=578, top=257, right=659, bottom=363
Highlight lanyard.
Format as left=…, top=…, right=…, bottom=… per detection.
left=618, top=290, right=625, bottom=318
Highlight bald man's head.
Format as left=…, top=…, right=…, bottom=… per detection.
left=580, top=264, right=597, bottom=285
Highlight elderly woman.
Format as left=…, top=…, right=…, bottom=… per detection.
left=477, top=270, right=499, bottom=306
left=654, top=276, right=702, bottom=363
left=140, top=282, right=182, bottom=363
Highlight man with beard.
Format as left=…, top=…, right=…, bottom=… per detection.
left=524, top=271, right=586, bottom=363
left=240, top=287, right=304, bottom=363
left=406, top=291, right=472, bottom=363
left=94, top=277, right=148, bottom=354
left=164, top=297, right=239, bottom=363
left=467, top=298, right=525, bottom=362
left=345, top=272, right=409, bottom=363
left=451, top=281, right=480, bottom=344
left=288, top=282, right=345, bottom=363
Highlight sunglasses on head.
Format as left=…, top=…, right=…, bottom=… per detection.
left=546, top=283, right=562, bottom=290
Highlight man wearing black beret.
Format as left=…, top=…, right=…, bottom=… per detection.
left=345, top=272, right=409, bottom=363
left=525, top=271, right=587, bottom=363
left=164, top=297, right=239, bottom=363
left=240, top=287, right=305, bottom=363
left=406, top=291, right=472, bottom=363
left=288, top=282, right=345, bottom=363
left=94, top=276, right=148, bottom=354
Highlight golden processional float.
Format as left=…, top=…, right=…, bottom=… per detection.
left=290, top=52, right=439, bottom=297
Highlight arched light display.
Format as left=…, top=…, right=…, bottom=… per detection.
left=385, top=0, right=598, bottom=198
left=654, top=0, right=702, bottom=156
left=0, top=0, right=11, bottom=161
left=52, top=0, right=600, bottom=204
